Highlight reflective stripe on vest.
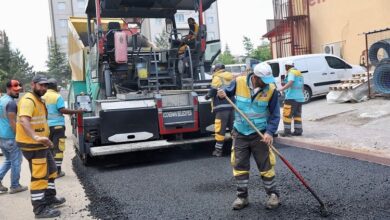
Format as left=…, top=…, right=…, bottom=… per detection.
left=233, top=76, right=275, bottom=135
left=0, top=95, right=15, bottom=138
left=16, top=92, right=49, bottom=144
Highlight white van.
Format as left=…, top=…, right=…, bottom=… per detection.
left=267, top=54, right=365, bottom=102
left=225, top=64, right=246, bottom=76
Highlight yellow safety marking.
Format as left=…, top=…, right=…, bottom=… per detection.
left=49, top=172, right=58, bottom=179
left=260, top=168, right=275, bottom=178
left=283, top=117, right=292, bottom=123
left=55, top=153, right=64, bottom=159
left=215, top=134, right=225, bottom=142
left=233, top=169, right=250, bottom=177
left=31, top=179, right=48, bottom=190
left=58, top=138, right=66, bottom=151
left=214, top=119, right=221, bottom=133
left=32, top=158, right=47, bottom=179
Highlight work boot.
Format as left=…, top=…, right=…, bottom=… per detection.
left=212, top=149, right=223, bottom=157
left=35, top=206, right=61, bottom=219
left=292, top=132, right=302, bottom=136
left=279, top=131, right=291, bottom=137
left=9, top=185, right=28, bottom=194
left=265, top=193, right=280, bottom=209
left=0, top=182, right=8, bottom=193
left=56, top=171, right=65, bottom=179
left=48, top=197, right=66, bottom=208
left=232, top=197, right=249, bottom=210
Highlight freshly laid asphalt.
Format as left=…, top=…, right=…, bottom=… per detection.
left=73, top=142, right=390, bottom=220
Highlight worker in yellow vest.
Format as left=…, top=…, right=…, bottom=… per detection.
left=178, top=17, right=199, bottom=55
left=42, top=78, right=84, bottom=178
left=217, top=62, right=281, bottom=210
left=278, top=61, right=304, bottom=136
left=205, top=63, right=234, bottom=157
left=16, top=75, right=64, bottom=218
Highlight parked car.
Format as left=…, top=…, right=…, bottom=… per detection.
left=267, top=54, right=365, bottom=102
left=225, top=64, right=246, bottom=76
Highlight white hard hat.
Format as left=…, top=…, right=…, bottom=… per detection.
left=253, top=62, right=275, bottom=84
left=285, top=60, right=294, bottom=66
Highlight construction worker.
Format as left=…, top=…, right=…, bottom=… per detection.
left=42, top=78, right=84, bottom=178
left=217, top=62, right=281, bottom=210
left=16, top=75, right=64, bottom=218
left=205, top=63, right=234, bottom=157
left=278, top=60, right=304, bottom=136
left=178, top=17, right=199, bottom=55
left=0, top=80, right=28, bottom=194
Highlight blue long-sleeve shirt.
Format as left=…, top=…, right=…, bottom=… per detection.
left=224, top=78, right=280, bottom=136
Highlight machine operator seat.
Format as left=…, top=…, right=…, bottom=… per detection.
left=106, top=22, right=121, bottom=52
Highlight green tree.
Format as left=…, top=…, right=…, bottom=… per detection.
left=0, top=30, right=39, bottom=91
left=8, top=49, right=35, bottom=85
left=46, top=39, right=70, bottom=86
left=252, top=41, right=272, bottom=61
left=217, top=44, right=236, bottom=65
left=0, top=30, right=11, bottom=83
left=154, top=30, right=169, bottom=49
left=242, top=36, right=254, bottom=58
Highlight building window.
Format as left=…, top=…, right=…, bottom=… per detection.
left=57, top=2, right=66, bottom=11
left=175, top=14, right=185, bottom=23
left=60, top=36, right=68, bottom=44
left=155, top=19, right=163, bottom=24
left=208, top=32, right=215, bottom=40
left=77, top=0, right=85, bottom=9
left=207, top=17, right=214, bottom=24
left=59, top=19, right=67, bottom=28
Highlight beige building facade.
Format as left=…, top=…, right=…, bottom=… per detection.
left=265, top=0, right=390, bottom=65
left=309, top=0, right=390, bottom=65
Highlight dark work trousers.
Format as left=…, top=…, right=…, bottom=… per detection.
left=283, top=99, right=303, bottom=135
left=231, top=129, right=278, bottom=198
left=22, top=148, right=57, bottom=214
left=49, top=126, right=66, bottom=173
left=214, top=109, right=234, bottom=151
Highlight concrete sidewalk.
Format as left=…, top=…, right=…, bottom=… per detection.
left=276, top=97, right=390, bottom=165
left=0, top=125, right=92, bottom=219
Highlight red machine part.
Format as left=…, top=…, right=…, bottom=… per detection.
left=156, top=96, right=199, bottom=135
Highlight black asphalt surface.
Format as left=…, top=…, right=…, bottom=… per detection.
left=73, top=143, right=390, bottom=220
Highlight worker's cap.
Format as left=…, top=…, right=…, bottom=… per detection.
left=6, top=80, right=22, bottom=92
left=253, top=62, right=275, bottom=84
left=285, top=60, right=294, bottom=66
left=32, top=75, right=49, bottom=84
left=47, top=78, right=58, bottom=86
left=214, top=63, right=225, bottom=71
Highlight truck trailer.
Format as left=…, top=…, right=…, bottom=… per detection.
left=67, top=0, right=222, bottom=164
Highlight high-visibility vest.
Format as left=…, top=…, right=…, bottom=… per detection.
left=211, top=70, right=234, bottom=112
left=285, top=68, right=304, bottom=102
left=16, top=92, right=49, bottom=146
left=234, top=75, right=275, bottom=135
left=42, top=89, right=65, bottom=127
left=0, top=94, right=15, bottom=139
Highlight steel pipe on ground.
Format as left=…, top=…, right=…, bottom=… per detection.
left=369, top=40, right=390, bottom=66
left=374, top=58, right=390, bottom=94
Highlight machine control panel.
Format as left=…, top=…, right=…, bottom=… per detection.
left=75, top=94, right=92, bottom=113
